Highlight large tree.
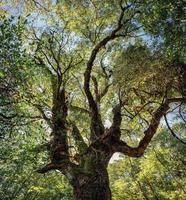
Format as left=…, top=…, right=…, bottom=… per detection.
left=1, top=0, right=185, bottom=199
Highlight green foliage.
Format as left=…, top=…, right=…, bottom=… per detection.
left=109, top=128, right=186, bottom=200
left=140, top=0, right=186, bottom=58
left=0, top=1, right=185, bottom=199
left=0, top=17, right=27, bottom=136
left=0, top=134, right=73, bottom=200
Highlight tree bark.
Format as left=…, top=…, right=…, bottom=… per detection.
left=73, top=168, right=111, bottom=200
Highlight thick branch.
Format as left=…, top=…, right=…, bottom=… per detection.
left=113, top=98, right=186, bottom=157
left=37, top=163, right=59, bottom=173
left=37, top=161, right=78, bottom=184
left=49, top=88, right=70, bottom=166
left=84, top=5, right=132, bottom=139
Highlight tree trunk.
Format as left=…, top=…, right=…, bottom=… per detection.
left=73, top=168, right=111, bottom=200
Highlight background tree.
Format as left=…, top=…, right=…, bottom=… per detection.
left=109, top=126, right=186, bottom=200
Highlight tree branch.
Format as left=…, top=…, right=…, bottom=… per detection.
left=70, top=105, right=90, bottom=115
left=164, top=114, right=186, bottom=145
left=37, top=161, right=77, bottom=174
left=112, top=98, right=186, bottom=157
left=32, top=103, right=52, bottom=128
left=84, top=4, right=132, bottom=139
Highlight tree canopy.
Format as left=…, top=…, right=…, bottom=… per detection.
left=0, top=0, right=185, bottom=200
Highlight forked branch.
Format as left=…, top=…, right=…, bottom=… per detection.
left=112, top=98, right=186, bottom=157
left=84, top=3, right=135, bottom=139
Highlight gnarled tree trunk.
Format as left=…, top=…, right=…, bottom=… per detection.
left=73, top=167, right=111, bottom=200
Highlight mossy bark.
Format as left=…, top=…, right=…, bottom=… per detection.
left=73, top=167, right=111, bottom=200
